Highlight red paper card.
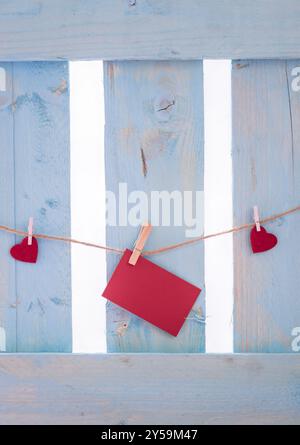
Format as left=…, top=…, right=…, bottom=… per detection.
left=102, top=249, right=201, bottom=336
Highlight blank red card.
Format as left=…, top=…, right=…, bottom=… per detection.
left=102, top=249, right=201, bottom=336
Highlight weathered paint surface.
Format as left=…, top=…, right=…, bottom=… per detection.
left=1, top=1, right=300, bottom=60
left=104, top=61, right=205, bottom=352
left=232, top=60, right=300, bottom=352
left=0, top=64, right=16, bottom=351
left=0, top=62, right=71, bottom=352
left=0, top=353, right=299, bottom=425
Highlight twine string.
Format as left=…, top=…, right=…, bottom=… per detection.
left=0, top=204, right=299, bottom=257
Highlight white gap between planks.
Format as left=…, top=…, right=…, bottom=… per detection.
left=70, top=60, right=233, bottom=353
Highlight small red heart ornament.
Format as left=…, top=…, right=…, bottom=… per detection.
left=10, top=237, right=38, bottom=263
left=250, top=226, right=278, bottom=254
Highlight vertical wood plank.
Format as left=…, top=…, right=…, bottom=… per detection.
left=0, top=62, right=71, bottom=352
left=104, top=61, right=205, bottom=352
left=0, top=63, right=16, bottom=352
left=232, top=60, right=300, bottom=352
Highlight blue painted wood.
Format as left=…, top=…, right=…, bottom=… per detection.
left=0, top=63, right=16, bottom=352
left=104, top=61, right=205, bottom=352
left=1, top=1, right=300, bottom=61
left=232, top=60, right=300, bottom=352
left=0, top=354, right=300, bottom=425
left=0, top=62, right=71, bottom=352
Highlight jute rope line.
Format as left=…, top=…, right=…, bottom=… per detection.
left=0, top=204, right=299, bottom=257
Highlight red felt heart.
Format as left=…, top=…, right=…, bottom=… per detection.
left=10, top=237, right=38, bottom=263
left=250, top=225, right=278, bottom=254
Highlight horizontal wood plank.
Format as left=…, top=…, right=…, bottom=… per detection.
left=0, top=353, right=300, bottom=425
left=1, top=1, right=300, bottom=60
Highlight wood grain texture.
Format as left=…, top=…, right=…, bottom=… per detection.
left=1, top=1, right=300, bottom=61
left=104, top=61, right=205, bottom=352
left=0, top=353, right=300, bottom=425
left=0, top=63, right=16, bottom=351
left=0, top=62, right=71, bottom=352
left=232, top=60, right=300, bottom=352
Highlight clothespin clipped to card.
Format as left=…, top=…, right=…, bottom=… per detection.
left=28, top=217, right=34, bottom=245
left=253, top=206, right=261, bottom=232
left=129, top=222, right=152, bottom=265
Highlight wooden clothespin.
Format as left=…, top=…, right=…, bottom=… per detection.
left=253, top=206, right=261, bottom=232
left=129, top=222, right=152, bottom=265
left=28, top=217, right=34, bottom=245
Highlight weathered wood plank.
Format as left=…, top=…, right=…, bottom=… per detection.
left=0, top=63, right=16, bottom=352
left=232, top=60, right=300, bottom=352
left=0, top=62, right=72, bottom=352
left=0, top=353, right=299, bottom=425
left=1, top=1, right=300, bottom=61
left=104, top=61, right=204, bottom=352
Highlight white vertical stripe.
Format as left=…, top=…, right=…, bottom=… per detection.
left=204, top=60, right=233, bottom=352
left=70, top=61, right=107, bottom=353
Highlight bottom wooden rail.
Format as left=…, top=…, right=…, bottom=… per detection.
left=0, top=354, right=299, bottom=425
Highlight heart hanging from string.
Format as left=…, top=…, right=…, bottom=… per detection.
left=10, top=217, right=38, bottom=263
left=250, top=205, right=278, bottom=253
left=10, top=236, right=39, bottom=263
left=250, top=226, right=278, bottom=254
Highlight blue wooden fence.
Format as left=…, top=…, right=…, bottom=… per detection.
left=232, top=60, right=300, bottom=352
left=104, top=61, right=205, bottom=352
left=0, top=0, right=300, bottom=425
left=0, top=62, right=71, bottom=352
